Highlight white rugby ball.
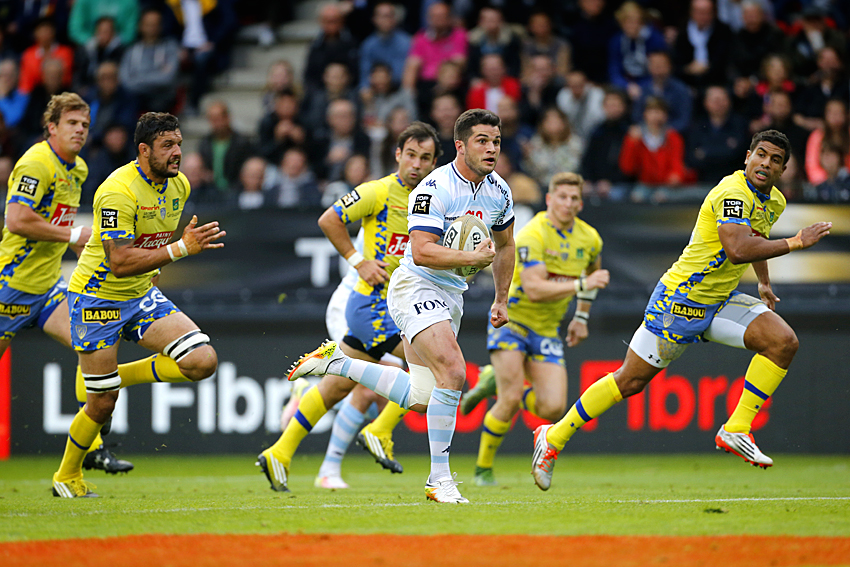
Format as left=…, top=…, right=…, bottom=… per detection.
left=443, top=214, right=490, bottom=277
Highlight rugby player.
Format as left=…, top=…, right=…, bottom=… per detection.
left=531, top=130, right=832, bottom=490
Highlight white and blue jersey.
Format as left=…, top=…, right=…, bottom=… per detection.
left=398, top=162, right=514, bottom=293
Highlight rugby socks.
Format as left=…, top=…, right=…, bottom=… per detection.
left=725, top=354, right=786, bottom=434
left=317, top=398, right=365, bottom=479
left=426, top=387, right=461, bottom=483
left=118, top=354, right=191, bottom=388
left=363, top=401, right=408, bottom=437
left=547, top=373, right=622, bottom=450
left=55, top=409, right=102, bottom=481
left=520, top=386, right=537, bottom=415
left=333, top=358, right=411, bottom=409
left=269, top=386, right=327, bottom=467
left=74, top=367, right=104, bottom=453
left=476, top=411, right=511, bottom=469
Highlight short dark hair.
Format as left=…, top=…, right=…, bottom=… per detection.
left=643, top=96, right=669, bottom=114
left=134, top=112, right=180, bottom=150
left=454, top=108, right=501, bottom=144
left=397, top=120, right=442, bottom=159
left=750, top=129, right=792, bottom=165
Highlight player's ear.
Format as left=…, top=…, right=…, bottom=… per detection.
left=744, top=149, right=750, bottom=167
left=395, top=146, right=401, bottom=164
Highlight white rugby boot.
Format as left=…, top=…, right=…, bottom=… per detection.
left=287, top=340, right=345, bottom=381
left=715, top=425, right=773, bottom=469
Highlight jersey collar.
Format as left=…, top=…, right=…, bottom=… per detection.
left=47, top=141, right=75, bottom=171
left=450, top=161, right=488, bottom=196
left=743, top=172, right=771, bottom=203
left=545, top=212, right=573, bottom=238
left=394, top=172, right=407, bottom=189
left=135, top=160, right=169, bottom=194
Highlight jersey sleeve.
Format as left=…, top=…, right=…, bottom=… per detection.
left=95, top=181, right=137, bottom=242
left=408, top=181, right=446, bottom=236
left=7, top=159, right=50, bottom=209
left=516, top=225, right=545, bottom=269
left=709, top=182, right=752, bottom=228
left=492, top=179, right=514, bottom=231
left=333, top=180, right=381, bottom=224
left=588, top=229, right=603, bottom=266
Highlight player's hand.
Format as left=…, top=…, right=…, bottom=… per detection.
left=469, top=238, right=495, bottom=269
left=758, top=282, right=779, bottom=311
left=586, top=269, right=610, bottom=290
left=69, top=226, right=91, bottom=257
left=798, top=222, right=832, bottom=249
left=490, top=300, right=509, bottom=328
left=357, top=259, right=390, bottom=286
left=182, top=215, right=226, bottom=254
left=566, top=319, right=588, bottom=347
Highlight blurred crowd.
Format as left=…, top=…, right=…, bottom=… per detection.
left=1, top=0, right=849, bottom=210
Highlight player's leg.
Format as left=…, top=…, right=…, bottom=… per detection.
left=316, top=384, right=376, bottom=488
left=473, top=348, right=525, bottom=486
left=524, top=360, right=568, bottom=422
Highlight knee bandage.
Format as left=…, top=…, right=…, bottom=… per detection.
left=163, top=330, right=210, bottom=362
left=407, top=363, right=436, bottom=406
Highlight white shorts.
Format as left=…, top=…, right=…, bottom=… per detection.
left=325, top=281, right=352, bottom=343
left=388, top=268, right=463, bottom=342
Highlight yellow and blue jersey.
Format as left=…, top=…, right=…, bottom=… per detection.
left=69, top=161, right=190, bottom=301
left=507, top=211, right=603, bottom=337
left=0, top=141, right=87, bottom=294
left=333, top=173, right=412, bottom=299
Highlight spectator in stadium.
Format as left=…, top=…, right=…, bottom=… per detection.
left=18, top=17, right=74, bottom=94
left=262, top=60, right=300, bottom=114
left=258, top=89, right=306, bottom=166
left=301, top=62, right=360, bottom=135
left=358, top=2, right=410, bottom=92
left=0, top=156, right=12, bottom=200
left=73, top=17, right=125, bottom=96
left=181, top=151, right=219, bottom=203
left=467, top=5, right=522, bottom=80
left=775, top=151, right=803, bottom=201
left=81, top=123, right=134, bottom=203
left=672, top=0, right=734, bottom=90
left=322, top=153, right=370, bottom=208
left=521, top=12, right=569, bottom=81
left=360, top=62, right=417, bottom=131
left=119, top=8, right=180, bottom=113
left=754, top=54, right=797, bottom=101
left=497, top=95, right=534, bottom=175
left=518, top=54, right=563, bottom=132
left=556, top=70, right=605, bottom=143
left=309, top=98, right=370, bottom=183
left=795, top=47, right=849, bottom=131
left=417, top=59, right=467, bottom=122
left=729, top=1, right=787, bottom=81
left=568, top=0, right=619, bottom=85
left=18, top=58, right=66, bottom=143
left=0, top=59, right=28, bottom=129
left=619, top=96, right=694, bottom=201
left=581, top=88, right=631, bottom=202
left=68, top=0, right=139, bottom=47
left=0, top=28, right=16, bottom=63
left=85, top=61, right=138, bottom=149
left=716, top=0, right=774, bottom=32
left=686, top=85, right=749, bottom=182
left=787, top=6, right=847, bottom=80
left=493, top=151, right=541, bottom=213
left=805, top=98, right=850, bottom=186
left=9, top=0, right=71, bottom=51
left=751, top=90, right=809, bottom=170
left=808, top=143, right=850, bottom=202
left=465, top=53, right=520, bottom=113
left=374, top=104, right=412, bottom=177
left=523, top=107, right=584, bottom=188
left=198, top=100, right=256, bottom=195
left=0, top=109, right=17, bottom=161
left=402, top=2, right=467, bottom=94
left=430, top=93, right=462, bottom=167
left=235, top=157, right=270, bottom=211
left=304, top=3, right=359, bottom=93
left=608, top=2, right=666, bottom=99
left=633, top=51, right=692, bottom=135
left=270, top=147, right=321, bottom=209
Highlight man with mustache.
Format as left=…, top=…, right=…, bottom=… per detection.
left=52, top=112, right=226, bottom=498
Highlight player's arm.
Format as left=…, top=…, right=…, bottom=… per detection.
left=489, top=223, right=515, bottom=328
left=4, top=203, right=91, bottom=251
left=752, top=260, right=779, bottom=311
left=521, top=260, right=609, bottom=303
left=317, top=197, right=388, bottom=286
left=718, top=221, right=832, bottom=264
left=566, top=257, right=610, bottom=347
left=106, top=215, right=225, bottom=278
left=409, top=229, right=494, bottom=271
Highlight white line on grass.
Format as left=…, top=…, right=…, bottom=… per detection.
left=608, top=497, right=850, bottom=504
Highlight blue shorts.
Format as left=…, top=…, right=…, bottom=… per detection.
left=69, top=287, right=180, bottom=351
left=643, top=281, right=747, bottom=344
left=342, top=290, right=401, bottom=360
left=487, top=321, right=564, bottom=365
left=0, top=278, right=67, bottom=340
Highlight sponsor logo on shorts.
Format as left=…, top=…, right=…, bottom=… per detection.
left=723, top=199, right=744, bottom=219
left=16, top=175, right=38, bottom=196
left=671, top=303, right=706, bottom=321
left=82, top=308, right=122, bottom=325
left=101, top=208, right=119, bottom=229
left=413, top=298, right=447, bottom=315
left=412, top=194, right=431, bottom=215
left=386, top=233, right=409, bottom=256
left=340, top=190, right=361, bottom=208
left=0, top=303, right=31, bottom=318
left=134, top=231, right=175, bottom=249
left=49, top=203, right=78, bottom=227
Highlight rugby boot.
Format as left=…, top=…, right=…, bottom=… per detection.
left=472, top=466, right=497, bottom=487
left=52, top=474, right=99, bottom=498
left=715, top=425, right=773, bottom=469
left=287, top=340, right=344, bottom=381
left=83, top=444, right=134, bottom=475
left=425, top=473, right=469, bottom=503
left=356, top=428, right=403, bottom=473
left=531, top=425, right=560, bottom=491
left=256, top=449, right=291, bottom=492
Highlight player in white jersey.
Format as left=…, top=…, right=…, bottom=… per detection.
left=285, top=109, right=515, bottom=503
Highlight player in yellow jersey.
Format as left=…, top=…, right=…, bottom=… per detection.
left=531, top=130, right=833, bottom=491
left=51, top=112, right=226, bottom=498
left=257, top=121, right=441, bottom=492
left=462, top=173, right=609, bottom=486
left=0, top=92, right=135, bottom=473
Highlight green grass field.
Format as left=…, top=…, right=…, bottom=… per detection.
left=1, top=453, right=848, bottom=541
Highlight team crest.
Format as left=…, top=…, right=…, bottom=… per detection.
left=75, top=324, right=87, bottom=339
left=662, top=313, right=675, bottom=328
left=160, top=208, right=166, bottom=219
left=518, top=246, right=529, bottom=263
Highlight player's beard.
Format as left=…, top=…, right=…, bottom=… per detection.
left=149, top=154, right=180, bottom=179
left=465, top=152, right=495, bottom=178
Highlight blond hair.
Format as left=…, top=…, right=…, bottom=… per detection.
left=615, top=1, right=644, bottom=24
left=549, top=171, right=584, bottom=193
left=43, top=92, right=89, bottom=138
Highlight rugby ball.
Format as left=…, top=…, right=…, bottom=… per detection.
left=443, top=214, right=490, bottom=277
